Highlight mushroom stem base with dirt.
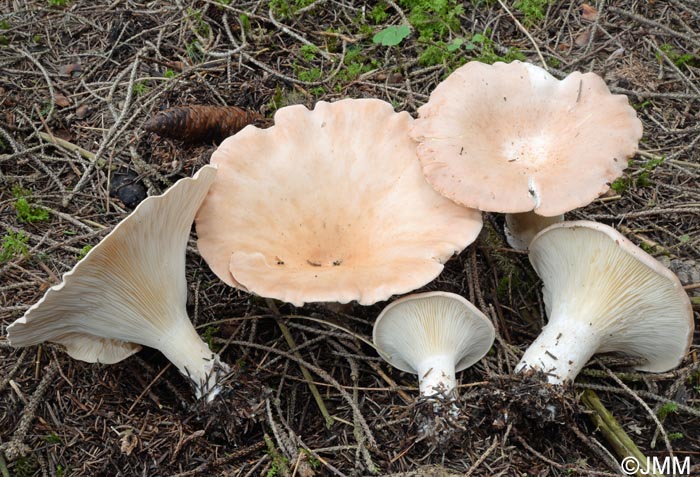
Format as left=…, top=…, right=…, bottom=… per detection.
left=515, top=316, right=601, bottom=384
left=504, top=212, right=564, bottom=250
left=156, top=317, right=229, bottom=402
left=416, top=354, right=457, bottom=396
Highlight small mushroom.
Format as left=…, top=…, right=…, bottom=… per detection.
left=410, top=61, right=642, bottom=249
left=373, top=291, right=495, bottom=397
left=196, top=99, right=482, bottom=306
left=8, top=165, right=229, bottom=401
left=516, top=221, right=694, bottom=384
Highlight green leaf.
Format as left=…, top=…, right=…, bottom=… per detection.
left=447, top=38, right=464, bottom=52
left=471, top=33, right=486, bottom=43
left=372, top=25, right=411, bottom=47
left=679, top=234, right=690, bottom=243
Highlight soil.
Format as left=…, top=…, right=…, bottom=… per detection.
left=1, top=1, right=699, bottom=476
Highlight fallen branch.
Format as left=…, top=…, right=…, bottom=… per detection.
left=581, top=390, right=662, bottom=477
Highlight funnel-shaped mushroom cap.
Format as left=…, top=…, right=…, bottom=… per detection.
left=519, top=221, right=693, bottom=382
left=411, top=61, right=643, bottom=217
left=373, top=291, right=495, bottom=395
left=8, top=166, right=228, bottom=400
left=196, top=99, right=482, bottom=306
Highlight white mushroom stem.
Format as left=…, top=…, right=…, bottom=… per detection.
left=157, top=316, right=229, bottom=401
left=373, top=292, right=495, bottom=400
left=504, top=212, right=564, bottom=250
left=515, top=317, right=601, bottom=385
left=416, top=354, right=457, bottom=396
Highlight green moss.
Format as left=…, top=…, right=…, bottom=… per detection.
left=186, top=39, right=204, bottom=63
left=657, top=401, right=678, bottom=419
left=269, top=0, right=315, bottom=19
left=370, top=3, right=389, bottom=24
left=43, top=432, right=62, bottom=444
left=239, top=13, right=250, bottom=32
left=20, top=200, right=46, bottom=224
left=468, top=33, right=526, bottom=64
left=399, top=0, right=464, bottom=42
left=12, top=456, right=38, bottom=477
left=514, top=0, right=552, bottom=26
left=546, top=57, right=561, bottom=68
left=264, top=434, right=290, bottom=477
left=202, top=326, right=221, bottom=352
left=658, top=44, right=700, bottom=68
left=336, top=46, right=379, bottom=82
left=299, top=44, right=319, bottom=61
left=297, top=66, right=322, bottom=82
left=133, top=81, right=149, bottom=96
left=610, top=177, right=628, bottom=194
left=15, top=197, right=50, bottom=223
left=1, top=230, right=30, bottom=262
left=77, top=244, right=93, bottom=260
left=187, top=7, right=210, bottom=37
left=633, top=99, right=652, bottom=110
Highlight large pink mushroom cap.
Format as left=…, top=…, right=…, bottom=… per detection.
left=411, top=61, right=643, bottom=217
left=195, top=99, right=483, bottom=306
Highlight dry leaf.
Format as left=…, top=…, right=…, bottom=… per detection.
left=166, top=60, right=185, bottom=72
left=581, top=3, right=598, bottom=21
left=55, top=94, right=71, bottom=108
left=120, top=432, right=138, bottom=456
left=75, top=104, right=90, bottom=119
left=59, top=63, right=82, bottom=77
left=144, top=105, right=265, bottom=144
left=53, top=129, right=73, bottom=142
left=575, top=29, right=592, bottom=47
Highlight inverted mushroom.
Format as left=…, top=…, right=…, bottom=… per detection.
left=195, top=99, right=483, bottom=306
left=410, top=61, right=643, bottom=249
left=8, top=165, right=228, bottom=401
left=516, top=221, right=694, bottom=384
left=373, top=291, right=495, bottom=397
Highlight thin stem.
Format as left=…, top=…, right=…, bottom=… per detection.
left=266, top=299, right=334, bottom=428
left=581, top=390, right=662, bottom=477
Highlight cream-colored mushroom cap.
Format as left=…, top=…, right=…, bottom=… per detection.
left=8, top=165, right=228, bottom=400
left=517, top=221, right=694, bottom=383
left=373, top=291, right=495, bottom=395
left=195, top=99, right=482, bottom=306
left=411, top=61, right=643, bottom=217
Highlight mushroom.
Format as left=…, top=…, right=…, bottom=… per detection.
left=373, top=291, right=495, bottom=397
left=410, top=61, right=643, bottom=249
left=516, top=221, right=694, bottom=384
left=195, top=98, right=483, bottom=306
left=7, top=165, right=229, bottom=401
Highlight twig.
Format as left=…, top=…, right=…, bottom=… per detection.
left=229, top=338, right=376, bottom=447
left=36, top=132, right=97, bottom=161
left=581, top=390, right=662, bottom=477
left=127, top=363, right=171, bottom=414
left=577, top=383, right=700, bottom=418
left=587, top=207, right=700, bottom=219
left=266, top=299, right=334, bottom=428
left=495, top=0, right=548, bottom=70
left=2, top=361, right=59, bottom=461
left=0, top=452, right=9, bottom=477
left=604, top=369, right=674, bottom=459
left=465, top=432, right=504, bottom=477
left=607, top=6, right=700, bottom=50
